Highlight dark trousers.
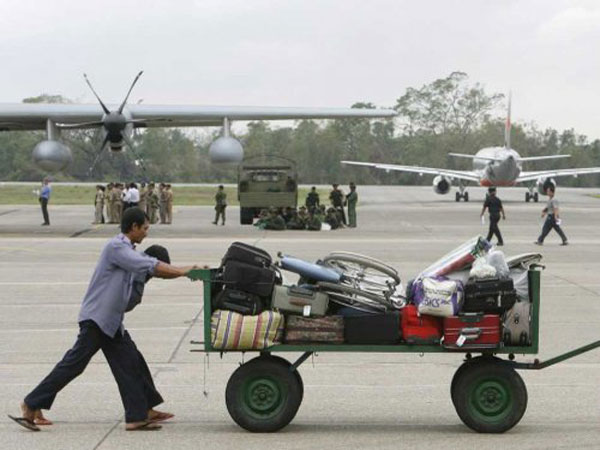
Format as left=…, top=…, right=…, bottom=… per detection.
left=24, top=320, right=162, bottom=423
left=214, top=206, right=226, bottom=224
left=486, top=214, right=503, bottom=245
left=334, top=205, right=346, bottom=225
left=40, top=198, right=49, bottom=224
left=538, top=215, right=568, bottom=243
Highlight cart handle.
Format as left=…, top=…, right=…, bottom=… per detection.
left=509, top=340, right=600, bottom=370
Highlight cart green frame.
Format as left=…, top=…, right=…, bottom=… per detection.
left=188, top=268, right=600, bottom=433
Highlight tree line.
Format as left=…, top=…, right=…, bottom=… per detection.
left=1, top=71, right=599, bottom=187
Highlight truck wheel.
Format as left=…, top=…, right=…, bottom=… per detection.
left=240, top=208, right=254, bottom=225
left=226, top=355, right=303, bottom=432
left=453, top=360, right=527, bottom=433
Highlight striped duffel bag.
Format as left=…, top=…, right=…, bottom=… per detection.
left=211, top=309, right=285, bottom=350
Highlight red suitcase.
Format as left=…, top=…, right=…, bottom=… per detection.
left=443, top=313, right=501, bottom=349
left=402, top=305, right=443, bottom=345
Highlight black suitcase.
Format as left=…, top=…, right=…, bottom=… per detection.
left=343, top=310, right=401, bottom=344
left=463, top=277, right=517, bottom=314
left=222, top=242, right=272, bottom=267
left=222, top=260, right=276, bottom=297
left=213, top=288, right=264, bottom=315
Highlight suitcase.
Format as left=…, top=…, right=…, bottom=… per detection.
left=503, top=301, right=532, bottom=346
left=443, top=313, right=501, bottom=349
left=271, top=285, right=329, bottom=316
left=222, top=242, right=272, bottom=267
left=213, top=288, right=265, bottom=315
left=285, top=316, right=344, bottom=344
left=463, top=277, right=517, bottom=314
left=401, top=304, right=443, bottom=345
left=211, top=310, right=284, bottom=350
left=222, top=260, right=276, bottom=297
left=343, top=311, right=401, bottom=344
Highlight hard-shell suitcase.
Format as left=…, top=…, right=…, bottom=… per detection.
left=503, top=301, right=532, bottom=346
left=401, top=304, right=443, bottom=345
left=463, top=277, right=517, bottom=314
left=271, top=285, right=329, bottom=316
left=285, top=316, right=344, bottom=344
left=443, top=313, right=501, bottom=349
left=222, top=260, right=276, bottom=297
left=344, top=311, right=401, bottom=344
left=213, top=289, right=265, bottom=315
left=222, top=241, right=272, bottom=267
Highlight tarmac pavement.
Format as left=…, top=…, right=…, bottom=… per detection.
left=1, top=185, right=599, bottom=449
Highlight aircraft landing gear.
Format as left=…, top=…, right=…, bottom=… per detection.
left=526, top=188, right=539, bottom=203
left=455, top=187, right=469, bottom=202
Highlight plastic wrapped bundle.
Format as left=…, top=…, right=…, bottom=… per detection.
left=418, top=236, right=492, bottom=279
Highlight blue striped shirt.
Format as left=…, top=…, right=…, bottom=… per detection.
left=78, top=234, right=158, bottom=337
left=40, top=185, right=51, bottom=200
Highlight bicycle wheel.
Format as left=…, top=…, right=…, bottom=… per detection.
left=323, top=253, right=401, bottom=296
left=317, top=281, right=390, bottom=311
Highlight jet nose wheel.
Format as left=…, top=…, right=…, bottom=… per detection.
left=455, top=192, right=469, bottom=202
left=525, top=192, right=530, bottom=202
left=533, top=193, right=539, bottom=202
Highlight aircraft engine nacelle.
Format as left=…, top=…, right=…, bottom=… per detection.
left=536, top=177, right=556, bottom=195
left=433, top=175, right=451, bottom=195
left=32, top=140, right=73, bottom=172
left=209, top=136, right=244, bottom=164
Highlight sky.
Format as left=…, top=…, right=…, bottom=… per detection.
left=1, top=0, right=600, bottom=140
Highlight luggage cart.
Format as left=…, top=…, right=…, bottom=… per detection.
left=188, top=268, right=600, bottom=434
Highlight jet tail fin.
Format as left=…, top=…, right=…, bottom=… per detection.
left=504, top=92, right=511, bottom=149
left=518, top=155, right=571, bottom=162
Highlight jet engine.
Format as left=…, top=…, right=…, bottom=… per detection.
left=536, top=177, right=556, bottom=195
left=433, top=175, right=451, bottom=195
left=32, top=140, right=73, bottom=172
left=209, top=136, right=244, bottom=164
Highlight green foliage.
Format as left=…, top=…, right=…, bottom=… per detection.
left=3, top=73, right=600, bottom=188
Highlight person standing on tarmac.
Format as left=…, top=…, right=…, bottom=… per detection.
left=480, top=187, right=505, bottom=246
left=93, top=185, right=105, bottom=224
left=346, top=182, right=358, bottom=228
left=212, top=185, right=227, bottom=225
left=329, top=184, right=346, bottom=225
left=535, top=185, right=568, bottom=246
left=305, top=186, right=320, bottom=214
left=39, top=177, right=51, bottom=226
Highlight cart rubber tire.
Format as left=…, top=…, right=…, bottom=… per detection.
left=453, top=360, right=527, bottom=433
left=533, top=192, right=539, bottom=202
left=267, top=355, right=304, bottom=403
left=464, top=192, right=469, bottom=202
left=456, top=192, right=461, bottom=202
left=226, top=355, right=303, bottom=432
left=450, top=357, right=502, bottom=407
left=525, top=192, right=530, bottom=202
left=240, top=208, right=254, bottom=225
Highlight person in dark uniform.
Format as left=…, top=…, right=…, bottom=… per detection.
left=329, top=184, right=346, bottom=225
left=480, top=187, right=505, bottom=246
left=305, top=186, right=320, bottom=214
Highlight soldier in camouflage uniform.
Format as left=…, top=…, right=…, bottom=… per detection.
left=138, top=182, right=148, bottom=215
left=158, top=183, right=167, bottom=224
left=164, top=184, right=174, bottom=224
left=329, top=183, right=346, bottom=225
left=147, top=183, right=159, bottom=224
left=212, top=185, right=227, bottom=225
left=285, top=209, right=305, bottom=230
left=93, top=185, right=105, bottom=224
left=306, top=209, right=322, bottom=231
left=325, top=207, right=342, bottom=230
left=305, top=186, right=320, bottom=214
left=346, top=182, right=358, bottom=228
left=105, top=183, right=114, bottom=223
left=263, top=207, right=286, bottom=230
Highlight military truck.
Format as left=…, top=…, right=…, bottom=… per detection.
left=238, top=155, right=298, bottom=225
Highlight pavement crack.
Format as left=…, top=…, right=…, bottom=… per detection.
left=552, top=274, right=600, bottom=297
left=93, top=420, right=122, bottom=450
left=0, top=209, right=19, bottom=216
left=70, top=228, right=93, bottom=238
left=167, top=306, right=204, bottom=363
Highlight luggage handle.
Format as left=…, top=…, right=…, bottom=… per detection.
left=289, top=299, right=311, bottom=306
left=458, top=312, right=484, bottom=323
left=457, top=327, right=482, bottom=347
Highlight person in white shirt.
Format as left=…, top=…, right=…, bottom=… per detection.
left=128, top=183, right=140, bottom=208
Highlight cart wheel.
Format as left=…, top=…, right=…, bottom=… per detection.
left=453, top=360, right=527, bottom=433
left=268, top=355, right=304, bottom=403
left=226, top=355, right=303, bottom=432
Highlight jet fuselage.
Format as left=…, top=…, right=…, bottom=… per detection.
left=473, top=146, right=522, bottom=186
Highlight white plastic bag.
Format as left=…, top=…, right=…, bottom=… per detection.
left=469, top=257, right=497, bottom=279
left=486, top=250, right=510, bottom=278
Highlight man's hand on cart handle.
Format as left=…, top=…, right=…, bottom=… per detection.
left=155, top=262, right=203, bottom=279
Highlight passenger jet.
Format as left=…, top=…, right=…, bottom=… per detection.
left=342, top=95, right=600, bottom=202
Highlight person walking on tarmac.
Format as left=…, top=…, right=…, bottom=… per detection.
left=346, top=182, right=358, bottom=228
left=535, top=185, right=568, bottom=246
left=480, top=187, right=505, bottom=246
left=329, top=184, right=346, bottom=225
left=8, top=208, right=200, bottom=432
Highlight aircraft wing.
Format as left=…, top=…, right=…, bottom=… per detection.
left=517, top=167, right=600, bottom=183
left=0, top=103, right=396, bottom=131
left=341, top=160, right=481, bottom=182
